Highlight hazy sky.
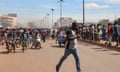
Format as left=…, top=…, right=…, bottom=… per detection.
left=1, top=0, right=120, bottom=24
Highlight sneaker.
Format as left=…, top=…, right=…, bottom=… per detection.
left=56, top=64, right=59, bottom=72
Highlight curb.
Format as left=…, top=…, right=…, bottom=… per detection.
left=80, top=40, right=120, bottom=52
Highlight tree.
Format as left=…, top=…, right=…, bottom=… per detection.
left=98, top=19, right=109, bottom=26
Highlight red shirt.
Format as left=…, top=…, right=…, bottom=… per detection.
left=107, top=26, right=112, bottom=35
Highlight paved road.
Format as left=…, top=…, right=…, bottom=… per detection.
left=0, top=40, right=120, bottom=72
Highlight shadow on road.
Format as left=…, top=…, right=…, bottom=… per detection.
left=92, top=48, right=102, bottom=49
left=81, top=40, right=120, bottom=52
left=91, top=48, right=109, bottom=52
left=92, top=47, right=120, bottom=52
left=0, top=50, right=25, bottom=54
left=81, top=43, right=91, bottom=46
left=92, top=48, right=120, bottom=55
left=51, top=45, right=65, bottom=48
left=30, top=48, right=41, bottom=50
left=109, top=53, right=120, bottom=55
left=0, top=51, right=9, bottom=54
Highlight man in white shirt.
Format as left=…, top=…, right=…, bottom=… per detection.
left=56, top=22, right=81, bottom=72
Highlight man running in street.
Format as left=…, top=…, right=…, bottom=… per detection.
left=56, top=22, right=81, bottom=72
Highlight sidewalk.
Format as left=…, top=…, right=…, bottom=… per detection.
left=80, top=39, right=120, bottom=52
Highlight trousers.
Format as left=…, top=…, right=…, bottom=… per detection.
left=57, top=48, right=81, bottom=72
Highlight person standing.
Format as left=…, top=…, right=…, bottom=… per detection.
left=112, top=21, right=118, bottom=46
left=56, top=22, right=81, bottom=72
left=57, top=32, right=65, bottom=47
left=107, top=23, right=113, bottom=46
left=42, top=30, right=47, bottom=42
left=116, top=19, right=120, bottom=46
left=101, top=25, right=108, bottom=41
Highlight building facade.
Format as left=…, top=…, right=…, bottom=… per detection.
left=0, top=14, right=17, bottom=27
left=54, top=17, right=75, bottom=28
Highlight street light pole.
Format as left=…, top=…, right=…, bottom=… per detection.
left=58, top=0, right=63, bottom=28
left=83, top=0, right=85, bottom=25
left=60, top=0, right=63, bottom=28
left=47, top=13, right=50, bottom=29
left=45, top=16, right=47, bottom=28
left=51, top=8, right=55, bottom=29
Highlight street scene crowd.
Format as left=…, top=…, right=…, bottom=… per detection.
left=0, top=18, right=120, bottom=54
left=79, top=19, right=120, bottom=48
left=56, top=18, right=120, bottom=49
left=0, top=18, right=120, bottom=72
left=0, top=28, right=51, bottom=53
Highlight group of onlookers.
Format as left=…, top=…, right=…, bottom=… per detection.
left=80, top=19, right=120, bottom=47
left=0, top=28, right=50, bottom=53
left=1, top=18, right=119, bottom=54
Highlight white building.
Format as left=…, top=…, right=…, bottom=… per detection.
left=0, top=14, right=17, bottom=27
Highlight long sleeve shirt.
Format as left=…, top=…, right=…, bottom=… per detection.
left=117, top=24, right=120, bottom=36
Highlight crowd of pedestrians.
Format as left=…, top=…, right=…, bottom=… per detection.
left=0, top=19, right=119, bottom=72
left=54, top=19, right=120, bottom=49
left=55, top=19, right=120, bottom=72
left=79, top=19, right=120, bottom=47
left=0, top=28, right=50, bottom=53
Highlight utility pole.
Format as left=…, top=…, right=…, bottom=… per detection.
left=51, top=8, right=55, bottom=29
left=83, top=0, right=85, bottom=25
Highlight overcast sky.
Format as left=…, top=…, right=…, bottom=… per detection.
left=0, top=0, right=120, bottom=24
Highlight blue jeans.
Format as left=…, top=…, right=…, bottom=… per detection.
left=57, top=48, right=81, bottom=72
